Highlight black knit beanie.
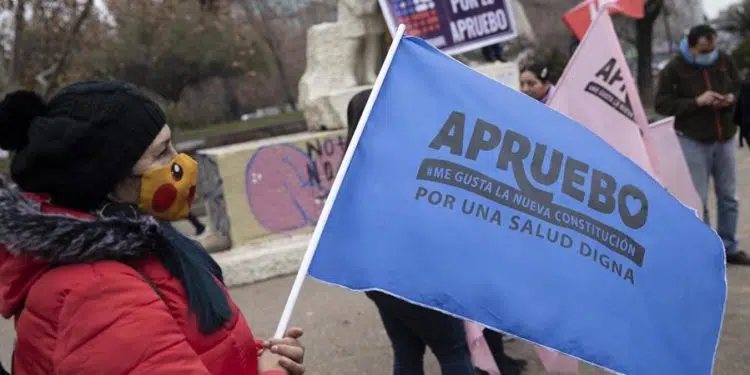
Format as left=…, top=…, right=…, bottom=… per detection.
left=0, top=81, right=165, bottom=212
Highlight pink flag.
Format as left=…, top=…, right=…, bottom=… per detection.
left=465, top=322, right=501, bottom=375
left=563, top=0, right=644, bottom=40
left=533, top=346, right=580, bottom=373
left=465, top=322, right=580, bottom=374
left=646, top=117, right=703, bottom=218
left=548, top=8, right=655, bottom=176
left=523, top=8, right=657, bottom=374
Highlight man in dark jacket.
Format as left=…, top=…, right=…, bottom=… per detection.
left=655, top=24, right=750, bottom=265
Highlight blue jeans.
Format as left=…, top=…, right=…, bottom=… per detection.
left=366, top=292, right=475, bottom=375
left=678, top=134, right=739, bottom=253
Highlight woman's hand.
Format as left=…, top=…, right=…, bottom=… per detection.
left=264, top=327, right=305, bottom=375
left=258, top=350, right=288, bottom=374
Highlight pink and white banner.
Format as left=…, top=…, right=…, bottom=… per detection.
left=548, top=8, right=655, bottom=176
left=646, top=117, right=703, bottom=218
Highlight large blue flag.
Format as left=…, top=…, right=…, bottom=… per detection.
left=308, top=36, right=726, bottom=374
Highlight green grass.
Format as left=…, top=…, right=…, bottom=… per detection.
left=173, top=111, right=304, bottom=143
left=0, top=111, right=305, bottom=175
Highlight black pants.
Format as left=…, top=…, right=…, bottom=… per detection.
left=482, top=329, right=525, bottom=375
left=366, top=291, right=475, bottom=375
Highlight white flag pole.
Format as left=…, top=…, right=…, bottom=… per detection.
left=588, top=0, right=597, bottom=21
left=273, top=23, right=407, bottom=339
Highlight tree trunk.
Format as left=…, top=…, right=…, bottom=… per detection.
left=635, top=0, right=663, bottom=109
left=243, top=0, right=297, bottom=111
left=636, top=21, right=655, bottom=108
left=222, top=77, right=240, bottom=118
left=5, top=0, right=27, bottom=93
left=662, top=5, right=674, bottom=54
left=34, top=0, right=94, bottom=97
left=265, top=34, right=297, bottom=111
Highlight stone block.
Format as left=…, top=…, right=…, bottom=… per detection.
left=197, top=130, right=347, bottom=249
left=298, top=0, right=385, bottom=131
left=212, top=231, right=311, bottom=287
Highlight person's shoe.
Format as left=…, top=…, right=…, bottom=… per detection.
left=727, top=250, right=750, bottom=265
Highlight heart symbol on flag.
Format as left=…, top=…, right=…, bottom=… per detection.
left=624, top=194, right=644, bottom=217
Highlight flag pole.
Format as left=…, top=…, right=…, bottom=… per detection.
left=273, top=23, right=407, bottom=339
left=588, top=0, right=597, bottom=21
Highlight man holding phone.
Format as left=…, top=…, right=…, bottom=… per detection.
left=655, top=24, right=750, bottom=265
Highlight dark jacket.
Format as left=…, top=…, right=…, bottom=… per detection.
left=733, top=80, right=750, bottom=146
left=654, top=52, right=740, bottom=143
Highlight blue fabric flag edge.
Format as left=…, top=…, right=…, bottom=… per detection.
left=308, top=35, right=728, bottom=375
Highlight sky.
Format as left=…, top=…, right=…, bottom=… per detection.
left=704, top=0, right=742, bottom=19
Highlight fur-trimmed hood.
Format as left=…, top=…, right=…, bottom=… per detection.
left=0, top=176, right=163, bottom=263
left=0, top=176, right=164, bottom=317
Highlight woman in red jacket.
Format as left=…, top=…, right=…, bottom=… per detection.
left=0, top=81, right=305, bottom=374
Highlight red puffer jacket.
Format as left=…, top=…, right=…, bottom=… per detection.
left=0, top=184, right=285, bottom=375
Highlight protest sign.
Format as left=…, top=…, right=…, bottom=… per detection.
left=303, top=34, right=726, bottom=374
left=378, top=0, right=518, bottom=55
left=549, top=9, right=656, bottom=176
left=646, top=117, right=703, bottom=217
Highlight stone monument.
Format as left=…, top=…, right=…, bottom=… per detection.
left=298, top=0, right=386, bottom=131
left=186, top=0, right=540, bottom=287
left=298, top=0, right=536, bottom=131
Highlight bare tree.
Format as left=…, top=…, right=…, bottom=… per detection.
left=0, top=0, right=30, bottom=93
left=240, top=1, right=297, bottom=110
left=34, top=0, right=94, bottom=97
left=6, top=0, right=27, bottom=91
left=0, top=0, right=95, bottom=96
left=636, top=0, right=664, bottom=108
left=239, top=0, right=337, bottom=109
left=607, top=1, right=665, bottom=108
left=716, top=0, right=750, bottom=38
left=662, top=3, right=674, bottom=54
left=82, top=0, right=260, bottom=103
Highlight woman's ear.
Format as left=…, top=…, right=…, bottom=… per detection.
left=110, top=175, right=141, bottom=205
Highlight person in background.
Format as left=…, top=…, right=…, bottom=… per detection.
left=733, top=69, right=750, bottom=147
left=346, top=89, right=476, bottom=375
left=519, top=63, right=555, bottom=104
left=481, top=43, right=505, bottom=63
left=0, top=81, right=306, bottom=374
left=655, top=24, right=750, bottom=265
left=466, top=60, right=565, bottom=375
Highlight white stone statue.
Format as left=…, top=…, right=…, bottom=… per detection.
left=338, top=0, right=384, bottom=85
left=298, top=0, right=535, bottom=131
left=298, top=0, right=386, bottom=131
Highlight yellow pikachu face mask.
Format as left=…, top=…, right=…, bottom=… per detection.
left=137, top=153, right=198, bottom=221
